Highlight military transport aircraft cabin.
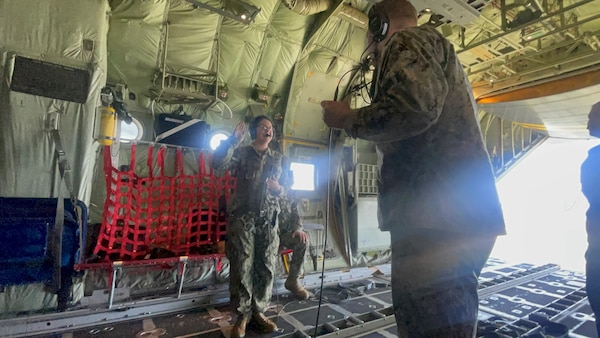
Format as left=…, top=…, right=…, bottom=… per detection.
left=1, top=0, right=600, bottom=337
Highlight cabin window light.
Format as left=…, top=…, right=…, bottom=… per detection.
left=210, top=131, right=230, bottom=150
left=120, top=117, right=143, bottom=143
left=290, top=162, right=316, bottom=191
left=226, top=0, right=260, bottom=23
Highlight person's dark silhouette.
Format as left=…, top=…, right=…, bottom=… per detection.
left=580, top=101, right=600, bottom=337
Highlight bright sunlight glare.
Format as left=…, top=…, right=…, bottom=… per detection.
left=290, top=162, right=315, bottom=191
left=491, top=137, right=600, bottom=273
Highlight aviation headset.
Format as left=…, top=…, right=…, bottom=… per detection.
left=249, top=115, right=274, bottom=140
left=368, top=9, right=389, bottom=43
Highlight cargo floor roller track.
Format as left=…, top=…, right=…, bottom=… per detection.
left=4, top=259, right=597, bottom=338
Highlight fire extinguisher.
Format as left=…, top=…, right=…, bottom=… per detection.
left=97, top=86, right=131, bottom=145
left=97, top=105, right=117, bottom=146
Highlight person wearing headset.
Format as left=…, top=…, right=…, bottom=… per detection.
left=212, top=115, right=287, bottom=338
left=580, top=101, right=600, bottom=337
left=321, top=1, right=506, bottom=337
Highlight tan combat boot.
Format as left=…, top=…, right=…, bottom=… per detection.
left=250, top=312, right=277, bottom=333
left=285, top=278, right=309, bottom=300
left=230, top=313, right=249, bottom=338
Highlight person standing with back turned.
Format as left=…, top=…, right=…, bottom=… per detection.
left=212, top=115, right=285, bottom=338
left=580, top=101, right=600, bottom=337
left=321, top=1, right=506, bottom=336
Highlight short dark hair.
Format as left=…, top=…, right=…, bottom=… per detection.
left=249, top=115, right=274, bottom=140
left=371, top=0, right=417, bottom=23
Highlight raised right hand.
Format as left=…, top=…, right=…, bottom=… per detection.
left=233, top=120, right=245, bottom=142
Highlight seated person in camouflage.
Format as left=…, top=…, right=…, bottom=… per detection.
left=278, top=195, right=309, bottom=299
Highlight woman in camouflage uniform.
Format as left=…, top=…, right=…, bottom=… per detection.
left=212, top=115, right=286, bottom=338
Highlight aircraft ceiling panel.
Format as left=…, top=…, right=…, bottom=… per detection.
left=285, top=71, right=337, bottom=143
left=458, top=0, right=600, bottom=101
left=479, top=101, right=546, bottom=126
left=480, top=83, right=600, bottom=139
left=98, top=0, right=600, bottom=140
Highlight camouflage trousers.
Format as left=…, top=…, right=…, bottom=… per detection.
left=279, top=231, right=307, bottom=280
left=226, top=212, right=280, bottom=315
left=390, top=229, right=496, bottom=338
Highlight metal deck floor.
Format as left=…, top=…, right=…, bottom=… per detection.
left=7, top=260, right=599, bottom=338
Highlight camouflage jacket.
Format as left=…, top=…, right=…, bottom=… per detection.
left=343, top=26, right=506, bottom=236
left=212, top=136, right=287, bottom=218
left=279, top=197, right=302, bottom=234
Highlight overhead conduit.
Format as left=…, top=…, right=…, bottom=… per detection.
left=283, top=0, right=330, bottom=15
left=337, top=4, right=367, bottom=29
left=283, top=0, right=367, bottom=29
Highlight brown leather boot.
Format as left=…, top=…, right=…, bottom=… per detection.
left=250, top=312, right=277, bottom=333
left=230, top=313, right=249, bottom=338
left=285, top=278, right=309, bottom=300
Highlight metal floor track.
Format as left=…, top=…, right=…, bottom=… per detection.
left=2, top=260, right=598, bottom=338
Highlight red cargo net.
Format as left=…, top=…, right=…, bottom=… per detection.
left=94, top=145, right=236, bottom=261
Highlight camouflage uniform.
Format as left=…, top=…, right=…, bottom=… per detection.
left=212, top=136, right=285, bottom=316
left=343, top=26, right=506, bottom=336
left=278, top=197, right=307, bottom=282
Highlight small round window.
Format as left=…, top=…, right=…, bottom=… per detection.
left=210, top=132, right=230, bottom=150
left=120, top=117, right=143, bottom=143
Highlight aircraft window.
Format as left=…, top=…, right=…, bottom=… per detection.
left=210, top=131, right=230, bottom=150
left=290, top=162, right=315, bottom=191
left=120, top=117, right=143, bottom=143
